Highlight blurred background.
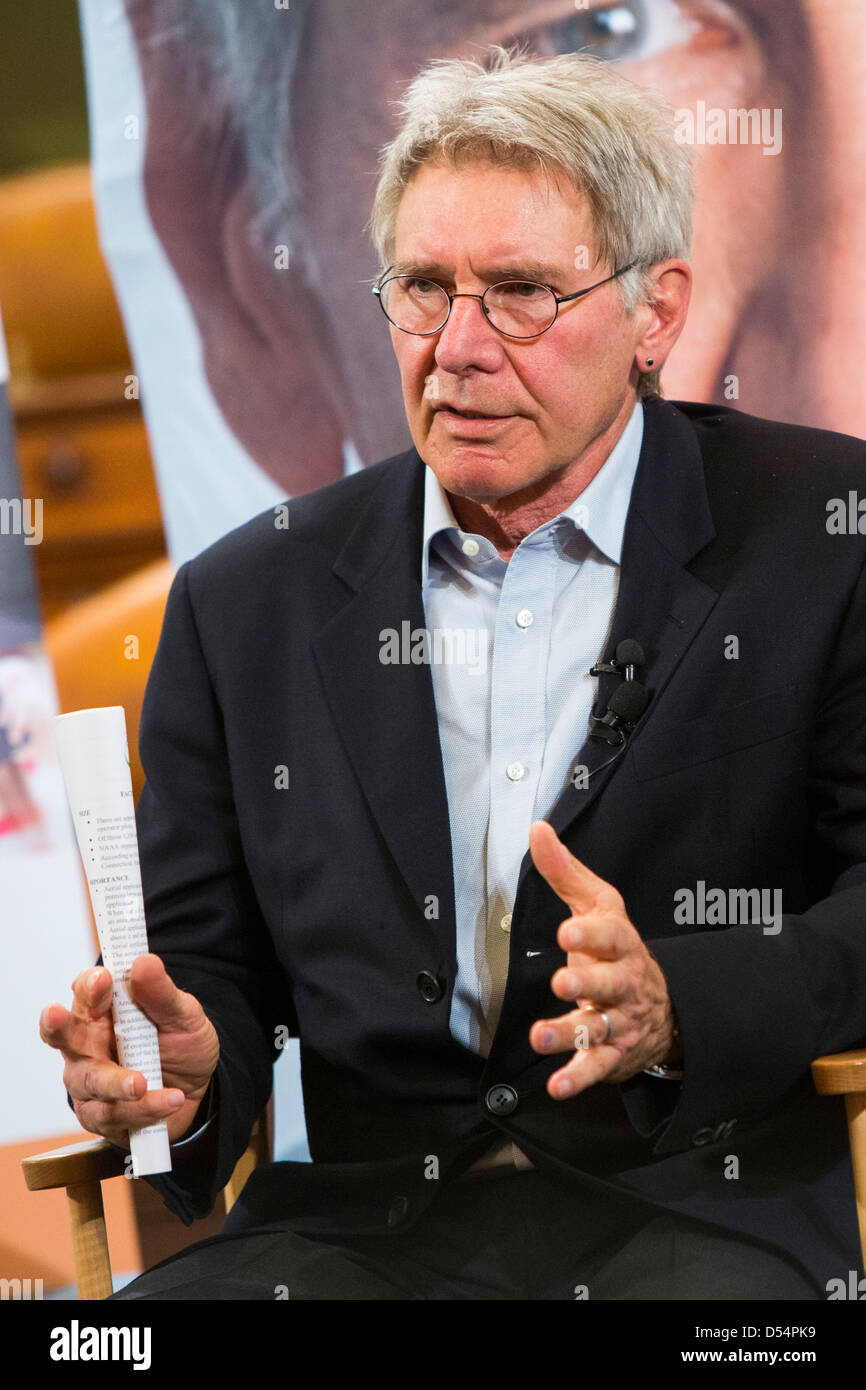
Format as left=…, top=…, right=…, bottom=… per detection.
left=0, top=1, right=171, bottom=1297
left=0, top=6, right=166, bottom=616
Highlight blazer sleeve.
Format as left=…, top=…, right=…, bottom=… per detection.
left=621, top=553, right=866, bottom=1156
left=131, top=560, right=289, bottom=1223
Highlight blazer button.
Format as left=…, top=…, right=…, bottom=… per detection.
left=417, top=970, right=444, bottom=1004
left=387, top=1196, right=410, bottom=1228
left=485, top=1084, right=519, bottom=1116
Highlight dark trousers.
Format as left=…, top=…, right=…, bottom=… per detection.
left=111, top=1167, right=822, bottom=1301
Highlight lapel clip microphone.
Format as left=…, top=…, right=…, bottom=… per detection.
left=589, top=639, right=649, bottom=747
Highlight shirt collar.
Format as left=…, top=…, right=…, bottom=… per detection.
left=422, top=464, right=462, bottom=586
left=421, top=398, right=644, bottom=584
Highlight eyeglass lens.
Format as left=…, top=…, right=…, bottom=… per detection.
left=379, top=276, right=558, bottom=337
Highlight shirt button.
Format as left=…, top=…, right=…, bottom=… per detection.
left=506, top=762, right=525, bottom=781
left=516, top=608, right=534, bottom=628
left=461, top=537, right=480, bottom=557
left=500, top=914, right=512, bottom=933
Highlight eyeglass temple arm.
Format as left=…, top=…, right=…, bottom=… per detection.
left=554, top=261, right=639, bottom=307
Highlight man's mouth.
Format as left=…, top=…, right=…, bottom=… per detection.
left=435, top=405, right=508, bottom=419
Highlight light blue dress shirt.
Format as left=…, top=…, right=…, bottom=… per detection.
left=421, top=400, right=644, bottom=1057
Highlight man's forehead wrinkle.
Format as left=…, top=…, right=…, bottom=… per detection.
left=398, top=159, right=592, bottom=238
left=400, top=171, right=583, bottom=221
left=393, top=164, right=600, bottom=277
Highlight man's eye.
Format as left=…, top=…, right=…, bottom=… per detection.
left=498, top=281, right=547, bottom=299
left=406, top=277, right=440, bottom=295
left=505, top=1, right=700, bottom=66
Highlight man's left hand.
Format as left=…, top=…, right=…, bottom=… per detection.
left=527, top=819, right=680, bottom=1099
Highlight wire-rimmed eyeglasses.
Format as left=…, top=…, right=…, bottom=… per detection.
left=372, top=262, right=638, bottom=339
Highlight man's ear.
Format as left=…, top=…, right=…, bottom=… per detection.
left=635, top=260, right=692, bottom=372
left=126, top=1, right=347, bottom=495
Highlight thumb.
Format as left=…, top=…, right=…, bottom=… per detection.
left=127, top=953, right=203, bottom=1032
left=528, top=820, right=609, bottom=914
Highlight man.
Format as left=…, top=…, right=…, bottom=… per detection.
left=42, top=49, right=866, bottom=1299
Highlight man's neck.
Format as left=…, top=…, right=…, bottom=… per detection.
left=446, top=394, right=639, bottom=562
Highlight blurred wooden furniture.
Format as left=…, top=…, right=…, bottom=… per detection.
left=812, top=1050, right=866, bottom=1278
left=22, top=1116, right=271, bottom=1300
left=0, top=163, right=166, bottom=617
left=45, top=556, right=174, bottom=800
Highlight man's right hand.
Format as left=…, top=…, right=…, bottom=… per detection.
left=39, top=952, right=220, bottom=1148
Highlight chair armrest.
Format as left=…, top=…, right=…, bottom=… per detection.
left=21, top=1136, right=127, bottom=1192
left=811, top=1047, right=866, bottom=1095
left=21, top=1115, right=270, bottom=1298
left=21, top=1137, right=121, bottom=1300
left=812, top=1048, right=866, bottom=1276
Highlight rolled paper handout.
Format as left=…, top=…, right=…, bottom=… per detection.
left=54, top=707, right=171, bottom=1176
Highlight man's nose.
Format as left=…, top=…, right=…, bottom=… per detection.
left=433, top=292, right=505, bottom=372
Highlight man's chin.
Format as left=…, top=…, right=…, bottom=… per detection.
left=424, top=439, right=538, bottom=503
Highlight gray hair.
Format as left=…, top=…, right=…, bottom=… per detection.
left=369, top=47, right=693, bottom=398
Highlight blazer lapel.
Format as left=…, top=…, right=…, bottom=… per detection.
left=311, top=449, right=458, bottom=967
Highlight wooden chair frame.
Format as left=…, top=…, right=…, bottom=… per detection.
left=21, top=1114, right=270, bottom=1299
left=21, top=1049, right=866, bottom=1298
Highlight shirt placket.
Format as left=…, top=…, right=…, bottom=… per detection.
left=482, top=537, right=555, bottom=1050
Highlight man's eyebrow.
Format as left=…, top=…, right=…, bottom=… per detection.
left=389, top=259, right=570, bottom=285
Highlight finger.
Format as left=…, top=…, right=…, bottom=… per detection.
left=75, top=1087, right=187, bottom=1137
left=551, top=961, right=626, bottom=1006
left=70, top=966, right=114, bottom=1021
left=127, top=954, right=204, bottom=1032
left=39, top=1001, right=70, bottom=1048
left=39, top=1000, right=109, bottom=1060
left=547, top=1043, right=620, bottom=1099
left=530, top=1004, right=622, bottom=1056
left=557, top=914, right=632, bottom=960
left=529, top=820, right=621, bottom=916
left=64, top=1056, right=149, bottom=1104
